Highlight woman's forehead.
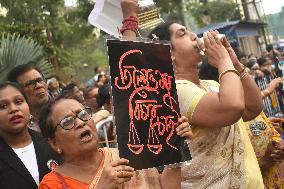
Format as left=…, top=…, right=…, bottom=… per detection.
left=170, top=23, right=187, bottom=32
left=53, top=99, right=83, bottom=115
left=0, top=86, right=23, bottom=99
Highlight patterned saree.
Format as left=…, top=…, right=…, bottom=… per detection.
left=176, top=80, right=264, bottom=189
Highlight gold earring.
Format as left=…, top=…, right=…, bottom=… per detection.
left=57, top=149, right=62, bottom=154
left=171, top=56, right=176, bottom=62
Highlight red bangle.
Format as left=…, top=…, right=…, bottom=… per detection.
left=122, top=16, right=138, bottom=24
left=120, top=16, right=138, bottom=35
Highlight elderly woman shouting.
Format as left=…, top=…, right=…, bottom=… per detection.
left=38, top=95, right=192, bottom=189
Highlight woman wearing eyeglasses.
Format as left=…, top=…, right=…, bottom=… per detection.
left=0, top=81, right=60, bottom=189
left=38, top=96, right=192, bottom=189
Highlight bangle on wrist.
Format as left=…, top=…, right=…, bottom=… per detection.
left=120, top=16, right=138, bottom=35
left=240, top=72, right=247, bottom=80
left=240, top=67, right=246, bottom=74
left=218, top=69, right=240, bottom=82
left=237, top=64, right=246, bottom=74
left=122, top=16, right=138, bottom=24
left=240, top=69, right=248, bottom=79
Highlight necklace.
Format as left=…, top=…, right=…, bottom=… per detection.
left=89, top=148, right=105, bottom=189
left=177, top=78, right=207, bottom=91
left=198, top=81, right=208, bottom=91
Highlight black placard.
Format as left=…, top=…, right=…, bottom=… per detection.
left=107, top=39, right=182, bottom=170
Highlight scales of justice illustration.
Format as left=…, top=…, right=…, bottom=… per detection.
left=89, top=0, right=185, bottom=170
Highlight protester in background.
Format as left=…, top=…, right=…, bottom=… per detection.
left=38, top=96, right=193, bottom=189
left=96, top=83, right=111, bottom=112
left=86, top=66, right=105, bottom=87
left=247, top=54, right=257, bottom=68
left=0, top=81, right=59, bottom=189
left=121, top=1, right=264, bottom=188
left=266, top=44, right=282, bottom=77
left=7, top=62, right=49, bottom=133
left=84, top=85, right=113, bottom=143
left=95, top=83, right=115, bottom=143
left=259, top=57, right=276, bottom=77
left=236, top=50, right=248, bottom=66
left=93, top=66, right=104, bottom=82
left=97, top=74, right=108, bottom=87
left=260, top=77, right=282, bottom=98
left=84, top=86, right=100, bottom=112
left=61, top=83, right=85, bottom=105
left=47, top=77, right=61, bottom=100
left=246, top=54, right=265, bottom=79
left=256, top=57, right=283, bottom=117
left=248, top=61, right=265, bottom=79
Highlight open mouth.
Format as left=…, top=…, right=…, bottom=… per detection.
left=79, top=130, right=93, bottom=143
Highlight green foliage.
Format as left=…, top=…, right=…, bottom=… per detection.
left=0, top=34, right=54, bottom=81
left=267, top=7, right=284, bottom=39
left=187, top=0, right=240, bottom=28
left=59, top=37, right=108, bottom=82
left=155, top=0, right=240, bottom=29
left=0, top=0, right=57, bottom=66
left=155, top=0, right=185, bottom=24
left=0, top=0, right=43, bottom=24
left=155, top=0, right=180, bottom=14
left=0, top=0, right=108, bottom=83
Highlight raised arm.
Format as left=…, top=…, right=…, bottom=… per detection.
left=222, top=37, right=263, bottom=121
left=121, top=0, right=138, bottom=38
left=260, top=77, right=282, bottom=98
left=190, top=31, right=245, bottom=128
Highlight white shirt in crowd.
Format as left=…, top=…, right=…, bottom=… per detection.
left=12, top=142, right=39, bottom=185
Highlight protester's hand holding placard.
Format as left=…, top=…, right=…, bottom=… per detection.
left=88, top=0, right=162, bottom=37
left=107, top=39, right=184, bottom=170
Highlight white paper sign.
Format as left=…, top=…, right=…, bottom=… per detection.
left=88, top=0, right=160, bottom=37
left=88, top=0, right=123, bottom=37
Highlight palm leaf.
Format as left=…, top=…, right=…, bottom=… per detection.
left=0, top=33, right=54, bottom=81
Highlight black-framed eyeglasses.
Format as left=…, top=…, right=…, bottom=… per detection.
left=23, top=77, right=46, bottom=88
left=53, top=107, right=92, bottom=132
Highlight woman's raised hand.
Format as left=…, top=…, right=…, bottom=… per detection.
left=261, top=140, right=284, bottom=172
left=96, top=158, right=134, bottom=189
left=121, top=0, right=138, bottom=18
left=203, top=30, right=233, bottom=69
left=266, top=77, right=282, bottom=93
left=271, top=140, right=284, bottom=163
left=221, top=36, right=240, bottom=66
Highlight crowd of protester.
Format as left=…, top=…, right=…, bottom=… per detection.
left=0, top=0, right=284, bottom=188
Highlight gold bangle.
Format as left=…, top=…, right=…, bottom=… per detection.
left=218, top=69, right=240, bottom=81
left=238, top=64, right=246, bottom=74
left=240, top=72, right=247, bottom=80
